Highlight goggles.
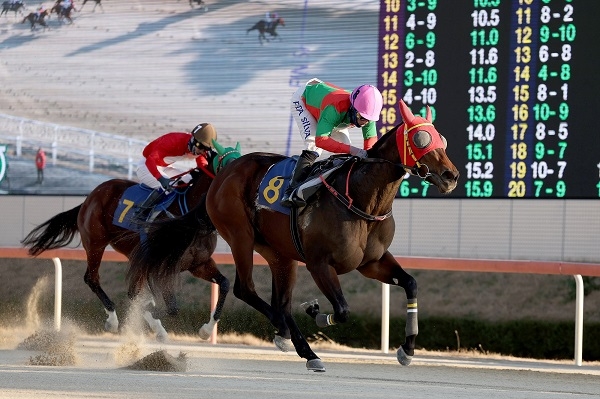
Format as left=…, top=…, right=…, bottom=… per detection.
left=188, top=138, right=211, bottom=153
left=355, top=111, right=370, bottom=127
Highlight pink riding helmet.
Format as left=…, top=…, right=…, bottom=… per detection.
left=350, top=84, right=383, bottom=121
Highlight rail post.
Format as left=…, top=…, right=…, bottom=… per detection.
left=51, top=257, right=62, bottom=331
left=381, top=283, right=390, bottom=353
left=574, top=274, right=583, bottom=366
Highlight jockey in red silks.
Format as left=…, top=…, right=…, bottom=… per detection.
left=135, top=123, right=217, bottom=212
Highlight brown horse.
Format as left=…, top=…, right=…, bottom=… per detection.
left=246, top=17, right=285, bottom=45
left=51, top=1, right=76, bottom=24
left=188, top=0, right=207, bottom=10
left=21, top=9, right=50, bottom=30
left=1, top=0, right=26, bottom=18
left=80, top=0, right=102, bottom=12
left=128, top=100, right=459, bottom=370
left=21, top=142, right=241, bottom=341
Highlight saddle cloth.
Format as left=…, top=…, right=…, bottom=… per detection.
left=257, top=156, right=346, bottom=214
left=112, top=184, right=178, bottom=232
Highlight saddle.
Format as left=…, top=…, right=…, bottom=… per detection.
left=257, top=154, right=352, bottom=214
left=293, top=155, right=352, bottom=206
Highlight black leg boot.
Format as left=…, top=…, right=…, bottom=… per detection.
left=281, top=150, right=318, bottom=208
left=133, top=189, right=164, bottom=222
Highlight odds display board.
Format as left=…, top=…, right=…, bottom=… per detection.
left=377, top=0, right=600, bottom=198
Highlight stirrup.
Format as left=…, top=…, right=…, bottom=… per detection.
left=281, top=190, right=305, bottom=208
left=280, top=187, right=295, bottom=207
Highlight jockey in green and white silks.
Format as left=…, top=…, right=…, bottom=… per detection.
left=282, top=78, right=383, bottom=207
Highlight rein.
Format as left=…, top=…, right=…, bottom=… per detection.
left=318, top=158, right=393, bottom=222
left=316, top=153, right=433, bottom=221
left=216, top=150, right=238, bottom=173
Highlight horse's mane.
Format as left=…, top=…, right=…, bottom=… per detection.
left=370, top=123, right=402, bottom=152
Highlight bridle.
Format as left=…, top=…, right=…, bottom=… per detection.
left=317, top=118, right=446, bottom=220
left=215, top=149, right=240, bottom=173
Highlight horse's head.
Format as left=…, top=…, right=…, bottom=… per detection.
left=211, top=139, right=242, bottom=173
left=373, top=100, right=458, bottom=194
left=277, top=17, right=285, bottom=26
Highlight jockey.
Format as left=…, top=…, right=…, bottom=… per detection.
left=281, top=78, right=383, bottom=207
left=135, top=122, right=218, bottom=213
left=265, top=11, right=278, bottom=29
left=35, top=4, right=46, bottom=17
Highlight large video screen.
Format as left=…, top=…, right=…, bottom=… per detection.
left=378, top=0, right=600, bottom=198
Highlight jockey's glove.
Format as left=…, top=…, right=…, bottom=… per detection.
left=158, top=176, right=172, bottom=192
left=349, top=146, right=368, bottom=159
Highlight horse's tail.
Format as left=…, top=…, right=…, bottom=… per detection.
left=21, top=14, right=27, bottom=23
left=246, top=23, right=259, bottom=34
left=21, top=205, right=81, bottom=256
left=127, top=194, right=216, bottom=298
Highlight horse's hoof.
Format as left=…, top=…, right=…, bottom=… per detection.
left=104, top=311, right=119, bottom=333
left=198, top=324, right=212, bottom=340
left=306, top=358, right=326, bottom=372
left=273, top=335, right=294, bottom=352
left=396, top=346, right=413, bottom=366
left=156, top=331, right=169, bottom=343
left=104, top=321, right=118, bottom=334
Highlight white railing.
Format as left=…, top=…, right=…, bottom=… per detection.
left=0, top=114, right=147, bottom=180
left=1, top=248, right=597, bottom=366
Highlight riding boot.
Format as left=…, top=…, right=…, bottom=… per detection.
left=280, top=150, right=318, bottom=208
left=133, top=189, right=164, bottom=222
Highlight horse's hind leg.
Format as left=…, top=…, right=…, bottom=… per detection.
left=186, top=258, right=230, bottom=340
left=304, top=264, right=351, bottom=326
left=267, top=255, right=324, bottom=371
left=357, top=251, right=418, bottom=366
left=227, top=240, right=289, bottom=342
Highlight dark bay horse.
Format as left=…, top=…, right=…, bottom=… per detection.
left=21, top=142, right=241, bottom=341
left=128, top=100, right=459, bottom=370
left=51, top=1, right=76, bottom=24
left=21, top=9, right=49, bottom=30
left=246, top=17, right=285, bottom=45
left=1, top=0, right=26, bottom=17
left=188, top=0, right=207, bottom=10
left=80, top=0, right=102, bottom=12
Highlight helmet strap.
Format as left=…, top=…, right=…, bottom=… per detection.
left=348, top=105, right=359, bottom=126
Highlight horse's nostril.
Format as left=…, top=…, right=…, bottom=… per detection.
left=442, top=170, right=457, bottom=181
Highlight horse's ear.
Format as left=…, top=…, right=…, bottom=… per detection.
left=212, top=139, right=226, bottom=155
left=398, top=100, right=415, bottom=125
left=235, top=142, right=242, bottom=154
left=425, top=105, right=432, bottom=122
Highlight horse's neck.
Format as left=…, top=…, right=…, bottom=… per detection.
left=339, top=161, right=401, bottom=214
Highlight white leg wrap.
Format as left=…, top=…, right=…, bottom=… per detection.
left=104, top=309, right=119, bottom=333
left=405, top=300, right=418, bottom=336
left=143, top=310, right=168, bottom=342
left=315, top=313, right=335, bottom=328
left=199, top=317, right=217, bottom=340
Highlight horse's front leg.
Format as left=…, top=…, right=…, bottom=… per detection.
left=83, top=248, right=119, bottom=333
left=357, top=251, right=418, bottom=366
left=186, top=258, right=230, bottom=340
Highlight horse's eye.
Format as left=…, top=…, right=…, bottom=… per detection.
left=412, top=130, right=432, bottom=149
left=440, top=133, right=447, bottom=149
